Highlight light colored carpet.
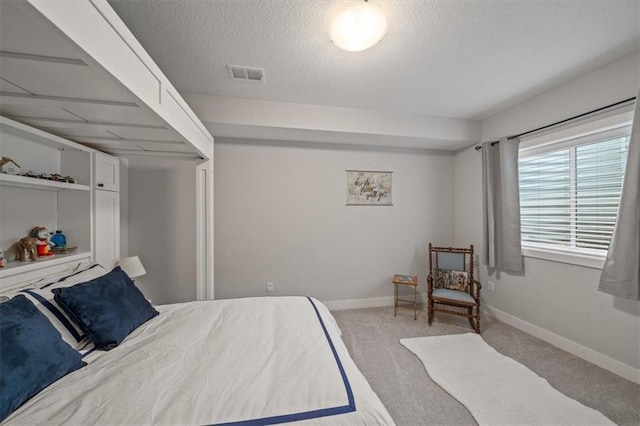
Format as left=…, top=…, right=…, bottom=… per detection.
left=331, top=306, right=640, bottom=426
left=401, top=333, right=614, bottom=425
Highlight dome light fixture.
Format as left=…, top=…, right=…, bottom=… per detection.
left=329, top=0, right=388, bottom=52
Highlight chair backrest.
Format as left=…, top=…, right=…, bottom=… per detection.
left=428, top=243, right=474, bottom=292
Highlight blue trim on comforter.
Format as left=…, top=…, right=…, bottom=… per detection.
left=215, top=297, right=356, bottom=425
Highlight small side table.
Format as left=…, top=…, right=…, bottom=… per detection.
left=393, top=274, right=418, bottom=320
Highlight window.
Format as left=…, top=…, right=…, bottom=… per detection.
left=519, top=126, right=630, bottom=263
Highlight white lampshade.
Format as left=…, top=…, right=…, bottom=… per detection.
left=117, top=255, right=147, bottom=278
left=329, top=1, right=388, bottom=52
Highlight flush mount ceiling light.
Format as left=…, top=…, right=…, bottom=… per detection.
left=329, top=0, right=388, bottom=52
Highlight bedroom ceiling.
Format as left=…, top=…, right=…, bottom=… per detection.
left=109, top=0, right=640, bottom=122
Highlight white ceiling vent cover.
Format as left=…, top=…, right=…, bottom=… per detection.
left=227, top=65, right=265, bottom=83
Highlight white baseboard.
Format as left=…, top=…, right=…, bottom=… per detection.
left=483, top=305, right=640, bottom=385
left=325, top=293, right=428, bottom=311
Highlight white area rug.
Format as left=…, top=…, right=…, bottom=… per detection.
left=400, top=333, right=614, bottom=425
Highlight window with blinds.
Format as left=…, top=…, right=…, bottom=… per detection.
left=519, top=128, right=630, bottom=255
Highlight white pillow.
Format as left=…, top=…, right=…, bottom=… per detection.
left=0, top=264, right=84, bottom=299
left=18, top=264, right=107, bottom=354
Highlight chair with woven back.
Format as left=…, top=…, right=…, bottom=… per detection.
left=427, top=243, right=481, bottom=333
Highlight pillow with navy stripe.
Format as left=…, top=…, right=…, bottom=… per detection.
left=18, top=264, right=107, bottom=353
left=40, top=263, right=108, bottom=289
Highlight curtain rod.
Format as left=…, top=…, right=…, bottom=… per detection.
left=474, top=96, right=637, bottom=151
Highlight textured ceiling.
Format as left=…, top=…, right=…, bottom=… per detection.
left=108, top=0, right=639, bottom=121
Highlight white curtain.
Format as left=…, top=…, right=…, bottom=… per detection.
left=482, top=137, right=524, bottom=272
left=599, top=94, right=640, bottom=300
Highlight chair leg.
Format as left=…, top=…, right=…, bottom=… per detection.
left=427, top=299, right=433, bottom=325
left=470, top=306, right=481, bottom=334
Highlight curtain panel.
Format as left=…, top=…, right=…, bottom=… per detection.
left=599, top=93, right=640, bottom=300
left=482, top=137, right=524, bottom=272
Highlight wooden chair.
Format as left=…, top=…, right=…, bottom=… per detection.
left=427, top=243, right=481, bottom=333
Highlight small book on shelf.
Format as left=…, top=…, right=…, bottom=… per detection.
left=51, top=246, right=77, bottom=254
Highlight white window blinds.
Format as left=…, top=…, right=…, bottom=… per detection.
left=519, top=130, right=630, bottom=254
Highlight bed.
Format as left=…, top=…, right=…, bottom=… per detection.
left=0, top=265, right=393, bottom=425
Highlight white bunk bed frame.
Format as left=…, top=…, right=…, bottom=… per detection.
left=0, top=0, right=214, bottom=299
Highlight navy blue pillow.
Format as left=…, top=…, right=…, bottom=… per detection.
left=52, top=267, right=159, bottom=350
left=0, top=295, right=85, bottom=422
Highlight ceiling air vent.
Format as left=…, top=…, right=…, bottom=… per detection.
left=227, top=65, right=265, bottom=83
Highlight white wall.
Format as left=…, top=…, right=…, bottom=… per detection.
left=214, top=139, right=455, bottom=303
left=454, top=51, right=640, bottom=381
left=127, top=158, right=197, bottom=305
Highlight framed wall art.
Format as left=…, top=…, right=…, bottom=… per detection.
left=346, top=170, right=393, bottom=206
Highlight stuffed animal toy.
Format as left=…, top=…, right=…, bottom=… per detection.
left=0, top=249, right=7, bottom=268
left=15, top=237, right=38, bottom=262
left=29, top=226, right=55, bottom=256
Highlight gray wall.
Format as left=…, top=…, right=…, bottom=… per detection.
left=454, top=51, right=640, bottom=376
left=214, top=140, right=455, bottom=303
left=127, top=157, right=197, bottom=305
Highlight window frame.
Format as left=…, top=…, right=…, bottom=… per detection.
left=517, top=108, right=633, bottom=269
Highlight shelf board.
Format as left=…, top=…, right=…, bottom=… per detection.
left=0, top=174, right=90, bottom=191
left=0, top=251, right=92, bottom=279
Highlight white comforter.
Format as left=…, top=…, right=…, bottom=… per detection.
left=6, top=296, right=393, bottom=425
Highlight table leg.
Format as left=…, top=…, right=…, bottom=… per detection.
left=394, top=283, right=397, bottom=316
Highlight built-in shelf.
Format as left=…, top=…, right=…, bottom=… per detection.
left=0, top=251, right=92, bottom=279
left=1, top=115, right=94, bottom=287
left=0, top=174, right=90, bottom=191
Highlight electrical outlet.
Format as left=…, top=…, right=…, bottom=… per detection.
left=266, top=282, right=274, bottom=294
left=487, top=281, right=495, bottom=292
